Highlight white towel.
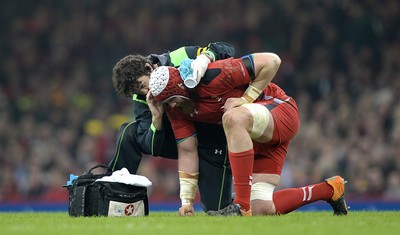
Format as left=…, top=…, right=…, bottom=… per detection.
left=96, top=168, right=152, bottom=187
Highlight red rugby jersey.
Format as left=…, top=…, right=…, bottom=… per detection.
left=167, top=57, right=289, bottom=140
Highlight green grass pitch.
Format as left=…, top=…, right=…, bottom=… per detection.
left=1, top=211, right=399, bottom=235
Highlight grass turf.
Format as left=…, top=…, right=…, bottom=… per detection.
left=1, top=211, right=399, bottom=235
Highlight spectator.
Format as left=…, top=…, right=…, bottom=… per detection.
left=0, top=0, right=399, bottom=203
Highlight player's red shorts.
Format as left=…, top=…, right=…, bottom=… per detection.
left=252, top=97, right=300, bottom=175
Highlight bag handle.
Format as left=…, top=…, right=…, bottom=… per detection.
left=86, top=164, right=111, bottom=175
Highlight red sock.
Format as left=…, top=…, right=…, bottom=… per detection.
left=273, top=182, right=333, bottom=214
left=229, top=149, right=254, bottom=211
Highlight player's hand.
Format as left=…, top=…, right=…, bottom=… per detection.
left=179, top=204, right=195, bottom=216
left=191, top=54, right=211, bottom=85
left=222, top=97, right=248, bottom=112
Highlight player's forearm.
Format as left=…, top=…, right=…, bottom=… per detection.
left=177, top=137, right=199, bottom=206
left=179, top=171, right=198, bottom=206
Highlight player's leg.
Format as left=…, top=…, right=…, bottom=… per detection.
left=251, top=151, right=334, bottom=215
left=252, top=154, right=348, bottom=216
left=250, top=172, right=346, bottom=215
left=197, top=145, right=232, bottom=211
left=207, top=103, right=273, bottom=216
left=221, top=104, right=274, bottom=215
left=272, top=175, right=348, bottom=215
left=251, top=102, right=347, bottom=215
left=250, top=173, right=279, bottom=215
left=248, top=101, right=295, bottom=215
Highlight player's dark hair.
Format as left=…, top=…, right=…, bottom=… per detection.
left=112, top=55, right=152, bottom=98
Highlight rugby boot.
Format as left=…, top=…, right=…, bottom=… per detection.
left=206, top=204, right=252, bottom=216
left=325, top=176, right=349, bottom=215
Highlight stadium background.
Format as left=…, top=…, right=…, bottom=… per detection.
left=0, top=0, right=399, bottom=211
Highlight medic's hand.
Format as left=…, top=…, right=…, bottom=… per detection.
left=147, top=92, right=164, bottom=117
left=179, top=204, right=195, bottom=216
left=222, top=97, right=248, bottom=112
left=191, top=54, right=211, bottom=85
left=147, top=92, right=165, bottom=129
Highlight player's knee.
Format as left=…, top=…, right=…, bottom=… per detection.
left=222, top=108, right=252, bottom=130
left=241, top=103, right=270, bottom=139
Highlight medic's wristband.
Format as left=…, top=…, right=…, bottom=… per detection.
left=242, top=85, right=262, bottom=103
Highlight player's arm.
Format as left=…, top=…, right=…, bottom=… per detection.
left=176, top=135, right=199, bottom=216
left=244, top=52, right=281, bottom=100
left=167, top=115, right=199, bottom=216
left=223, top=53, right=281, bottom=111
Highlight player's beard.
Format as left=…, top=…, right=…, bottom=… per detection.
left=177, top=99, right=197, bottom=115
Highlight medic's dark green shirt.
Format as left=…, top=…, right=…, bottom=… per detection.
left=132, top=42, right=235, bottom=156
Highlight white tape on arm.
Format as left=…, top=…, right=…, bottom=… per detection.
left=179, top=171, right=199, bottom=205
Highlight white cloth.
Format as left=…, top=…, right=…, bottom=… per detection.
left=96, top=168, right=152, bottom=187
left=191, top=54, right=211, bottom=85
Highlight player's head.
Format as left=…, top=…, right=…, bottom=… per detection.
left=112, top=54, right=153, bottom=97
left=149, top=66, right=190, bottom=103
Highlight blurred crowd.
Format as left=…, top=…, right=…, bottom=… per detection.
left=1, top=0, right=399, bottom=204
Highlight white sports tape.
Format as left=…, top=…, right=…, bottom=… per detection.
left=242, top=85, right=262, bottom=103
left=250, top=182, right=276, bottom=201
left=179, top=177, right=198, bottom=205
left=241, top=103, right=270, bottom=139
